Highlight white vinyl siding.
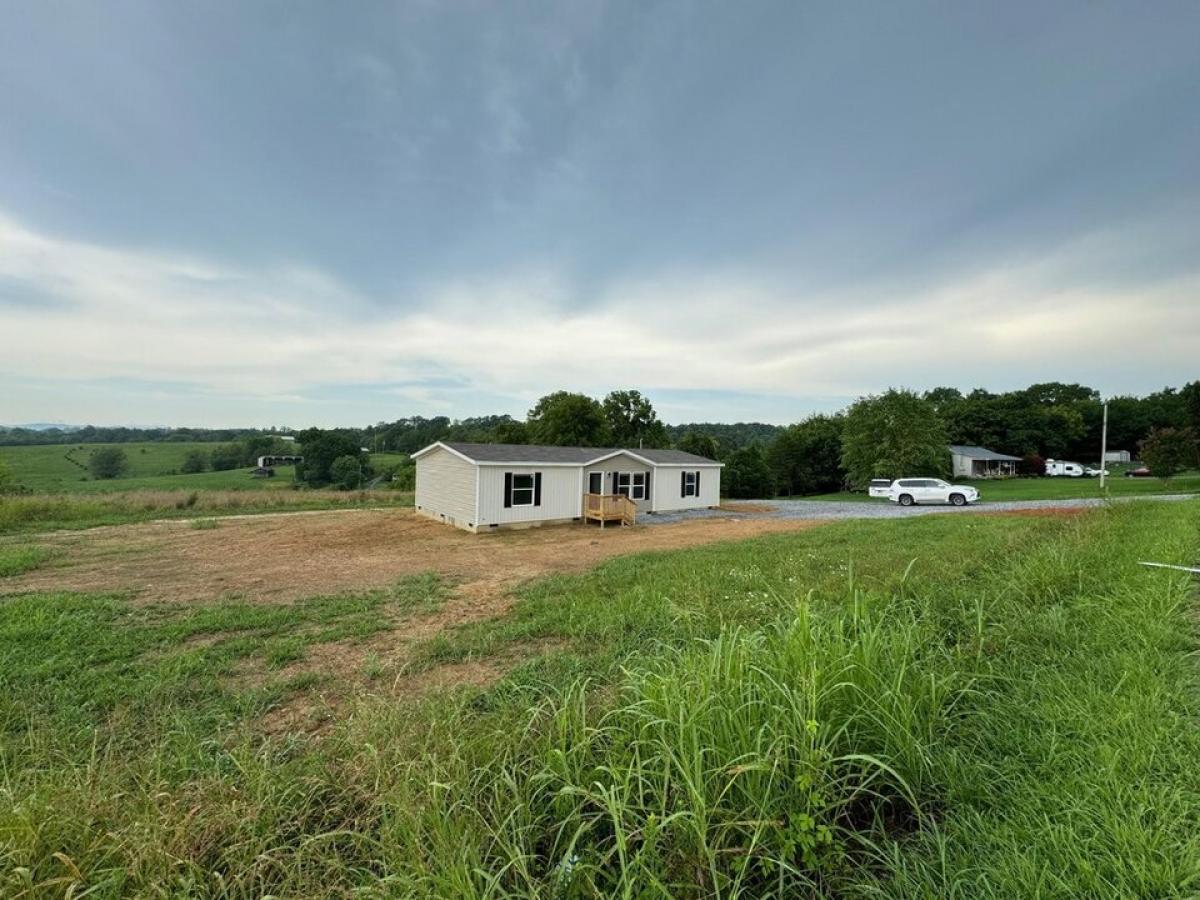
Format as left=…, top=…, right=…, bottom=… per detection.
left=652, top=465, right=721, bottom=512
left=415, top=446, right=478, bottom=529
left=583, top=454, right=653, bottom=507
left=478, top=466, right=583, bottom=526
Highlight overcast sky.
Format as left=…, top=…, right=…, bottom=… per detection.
left=1, top=1, right=1198, bottom=428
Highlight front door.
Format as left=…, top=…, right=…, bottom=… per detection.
left=588, top=471, right=603, bottom=494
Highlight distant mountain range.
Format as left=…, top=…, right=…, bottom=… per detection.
left=0, top=422, right=82, bottom=431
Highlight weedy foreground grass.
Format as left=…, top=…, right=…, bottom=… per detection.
left=0, top=502, right=1197, bottom=897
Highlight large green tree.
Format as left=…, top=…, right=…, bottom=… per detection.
left=485, top=417, right=528, bottom=444
left=330, top=454, right=364, bottom=490
left=841, top=389, right=949, bottom=488
left=295, top=428, right=367, bottom=487
left=526, top=392, right=611, bottom=446
left=1139, top=427, right=1199, bottom=480
left=723, top=445, right=775, bottom=499
left=676, top=431, right=721, bottom=461
left=767, top=414, right=844, bottom=496
left=602, top=390, right=668, bottom=448
left=1181, top=381, right=1200, bottom=433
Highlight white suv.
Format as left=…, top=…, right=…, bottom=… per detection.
left=888, top=478, right=979, bottom=507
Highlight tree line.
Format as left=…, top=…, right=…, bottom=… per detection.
left=360, top=381, right=1199, bottom=497
left=10, top=380, right=1197, bottom=495
left=214, top=381, right=1200, bottom=495
left=0, top=425, right=291, bottom=446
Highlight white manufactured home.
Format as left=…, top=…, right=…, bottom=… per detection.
left=412, top=442, right=722, bottom=532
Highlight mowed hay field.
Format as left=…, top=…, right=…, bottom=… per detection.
left=0, top=442, right=414, bottom=533
left=0, top=441, right=297, bottom=492
left=1, top=502, right=1198, bottom=896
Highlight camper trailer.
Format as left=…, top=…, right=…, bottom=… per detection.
left=1044, top=459, right=1085, bottom=477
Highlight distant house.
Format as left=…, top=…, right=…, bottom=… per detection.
left=948, top=445, right=1021, bottom=478
left=412, top=442, right=723, bottom=532
left=1104, top=450, right=1132, bottom=463
left=257, top=454, right=303, bottom=468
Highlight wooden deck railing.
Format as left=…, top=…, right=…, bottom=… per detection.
left=583, top=493, right=637, bottom=527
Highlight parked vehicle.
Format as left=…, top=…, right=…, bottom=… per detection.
left=887, top=478, right=980, bottom=507
left=1124, top=466, right=1152, bottom=478
left=1083, top=467, right=1109, bottom=477
left=1045, top=459, right=1085, bottom=477
left=867, top=478, right=893, bottom=498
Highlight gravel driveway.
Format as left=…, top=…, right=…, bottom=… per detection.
left=644, top=493, right=1198, bottom=525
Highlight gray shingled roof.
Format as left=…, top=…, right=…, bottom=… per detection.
left=948, top=444, right=1022, bottom=461
left=438, top=442, right=720, bottom=465
left=630, top=447, right=723, bottom=465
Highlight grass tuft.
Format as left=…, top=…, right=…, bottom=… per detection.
left=0, top=544, right=51, bottom=577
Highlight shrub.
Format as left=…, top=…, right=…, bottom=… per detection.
left=88, top=448, right=128, bottom=480
left=330, top=455, right=364, bottom=490
left=391, top=462, right=416, bottom=491
left=1018, top=453, right=1046, bottom=476
left=209, top=444, right=244, bottom=471
left=180, top=450, right=208, bottom=474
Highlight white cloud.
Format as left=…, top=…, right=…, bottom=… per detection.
left=0, top=210, right=1196, bottom=426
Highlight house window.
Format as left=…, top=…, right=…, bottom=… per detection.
left=631, top=472, right=646, bottom=500
left=616, top=472, right=631, bottom=497
left=504, top=472, right=541, bottom=508
left=682, top=470, right=698, bottom=497
left=511, top=474, right=535, bottom=506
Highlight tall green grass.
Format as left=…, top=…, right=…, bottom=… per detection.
left=0, top=502, right=1196, bottom=896
left=0, top=488, right=413, bottom=534
left=0, top=545, right=50, bottom=577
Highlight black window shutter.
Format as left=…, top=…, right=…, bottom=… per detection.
left=696, top=470, right=701, bottom=495
left=680, top=471, right=686, bottom=496
left=611, top=471, right=618, bottom=493
left=644, top=471, right=650, bottom=501
left=504, top=472, right=513, bottom=508
left=534, top=472, right=542, bottom=506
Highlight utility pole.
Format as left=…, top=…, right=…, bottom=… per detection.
left=1099, top=400, right=1108, bottom=491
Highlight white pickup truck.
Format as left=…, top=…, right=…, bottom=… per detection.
left=887, top=478, right=980, bottom=507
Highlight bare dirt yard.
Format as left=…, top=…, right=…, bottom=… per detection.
left=2, top=502, right=1101, bottom=731
left=11, top=506, right=823, bottom=607
left=7, top=508, right=828, bottom=725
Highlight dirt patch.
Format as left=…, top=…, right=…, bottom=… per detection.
left=256, top=637, right=572, bottom=735
left=8, top=508, right=825, bottom=607
left=9, top=509, right=826, bottom=730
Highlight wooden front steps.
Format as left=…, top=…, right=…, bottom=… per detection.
left=583, top=493, right=637, bottom=527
